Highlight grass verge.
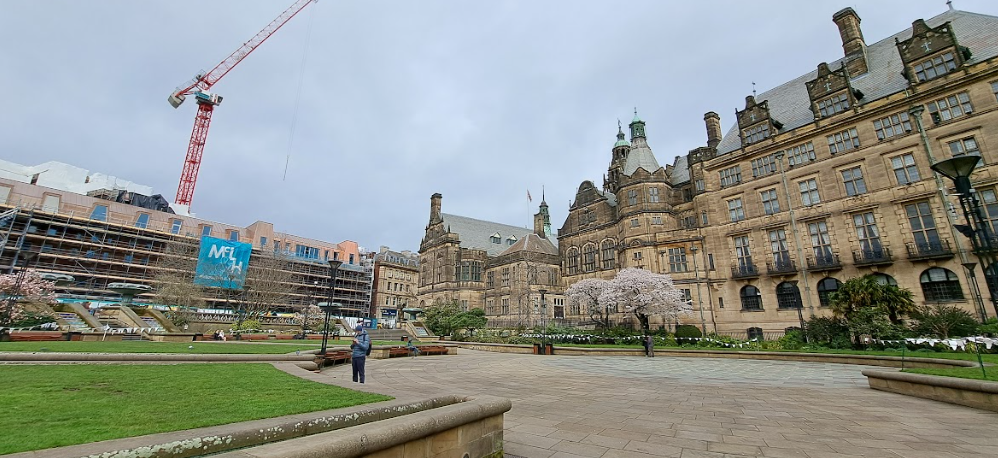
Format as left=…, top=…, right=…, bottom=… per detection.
left=0, top=341, right=319, bottom=354
left=0, top=364, right=391, bottom=454
left=904, top=367, right=998, bottom=381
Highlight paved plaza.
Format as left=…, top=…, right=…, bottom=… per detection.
left=307, top=349, right=998, bottom=458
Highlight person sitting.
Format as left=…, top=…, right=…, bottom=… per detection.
left=406, top=339, right=421, bottom=358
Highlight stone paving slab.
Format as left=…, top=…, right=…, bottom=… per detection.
left=299, top=350, right=998, bottom=458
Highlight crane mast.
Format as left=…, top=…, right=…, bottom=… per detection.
left=169, top=0, right=315, bottom=208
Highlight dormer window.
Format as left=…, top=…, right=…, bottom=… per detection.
left=897, top=19, right=967, bottom=86
left=914, top=52, right=957, bottom=82
left=506, top=236, right=517, bottom=246
left=490, top=232, right=501, bottom=244
left=743, top=124, right=770, bottom=144
left=817, top=93, right=850, bottom=117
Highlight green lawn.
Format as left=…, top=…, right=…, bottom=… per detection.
left=0, top=364, right=392, bottom=454
left=0, top=341, right=319, bottom=354
left=904, top=367, right=998, bottom=382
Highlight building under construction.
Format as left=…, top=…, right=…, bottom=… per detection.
left=0, top=160, right=373, bottom=328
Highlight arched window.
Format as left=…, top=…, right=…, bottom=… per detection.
left=601, top=239, right=616, bottom=269
left=740, top=285, right=763, bottom=311
left=566, top=247, right=579, bottom=275
left=816, top=277, right=841, bottom=307
left=583, top=243, right=597, bottom=272
left=776, top=282, right=802, bottom=309
left=872, top=273, right=897, bottom=286
left=747, top=327, right=763, bottom=340
left=920, top=267, right=964, bottom=301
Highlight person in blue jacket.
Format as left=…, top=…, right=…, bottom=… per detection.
left=351, top=324, right=370, bottom=383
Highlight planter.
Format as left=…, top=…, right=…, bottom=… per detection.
left=863, top=369, right=998, bottom=412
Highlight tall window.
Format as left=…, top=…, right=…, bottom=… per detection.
left=651, top=216, right=663, bottom=225
left=583, top=244, right=597, bottom=272
left=728, top=198, right=745, bottom=222
left=648, top=187, right=659, bottom=203
left=948, top=137, right=980, bottom=159
left=170, top=219, right=182, bottom=235
left=980, top=189, right=998, bottom=235
left=808, top=220, right=833, bottom=260
left=760, top=189, right=780, bottom=215
left=695, top=179, right=705, bottom=193
left=751, top=154, right=776, bottom=177
left=905, top=201, right=940, bottom=251
left=892, top=153, right=921, bottom=185
left=566, top=247, right=579, bottom=275
left=135, top=213, right=150, bottom=229
left=816, top=277, right=841, bottom=307
left=601, top=240, right=616, bottom=269
left=827, top=128, right=860, bottom=154
left=798, top=179, right=820, bottom=206
left=920, top=268, right=963, bottom=301
left=784, top=142, right=816, bottom=167
left=817, top=93, right=850, bottom=117
left=734, top=235, right=752, bottom=267
left=628, top=189, right=638, bottom=205
left=768, top=229, right=790, bottom=266
left=228, top=230, right=239, bottom=242
left=841, top=166, right=867, bottom=196
left=853, top=212, right=882, bottom=254
left=873, top=112, right=911, bottom=140
left=914, top=52, right=956, bottom=82
left=201, top=225, right=212, bottom=237
left=743, top=124, right=770, bottom=144
left=719, top=166, right=742, bottom=188
left=260, top=236, right=268, bottom=247
left=90, top=205, right=108, bottom=222
left=740, top=285, right=762, bottom=311
left=668, top=247, right=688, bottom=272
left=927, top=92, right=973, bottom=123
left=501, top=267, right=510, bottom=287
left=487, top=271, right=495, bottom=288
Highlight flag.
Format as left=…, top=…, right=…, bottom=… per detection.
left=527, top=190, right=532, bottom=202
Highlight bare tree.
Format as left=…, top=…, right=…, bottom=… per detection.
left=152, top=238, right=205, bottom=328
left=242, top=253, right=297, bottom=324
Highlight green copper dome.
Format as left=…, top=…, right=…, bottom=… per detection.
left=614, top=138, right=630, bottom=147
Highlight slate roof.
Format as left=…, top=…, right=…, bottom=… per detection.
left=499, top=233, right=559, bottom=257
left=440, top=213, right=548, bottom=256
left=715, top=9, right=998, bottom=156
left=670, top=154, right=690, bottom=185
left=622, top=139, right=662, bottom=176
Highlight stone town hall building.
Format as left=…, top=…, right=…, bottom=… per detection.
left=420, top=6, right=998, bottom=337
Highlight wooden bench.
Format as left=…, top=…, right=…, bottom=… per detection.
left=8, top=332, right=65, bottom=342
left=388, top=347, right=412, bottom=358
left=418, top=345, right=449, bottom=356
left=320, top=350, right=352, bottom=367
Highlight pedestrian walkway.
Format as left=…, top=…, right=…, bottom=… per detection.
left=309, top=349, right=997, bottom=458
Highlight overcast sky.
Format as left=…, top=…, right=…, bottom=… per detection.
left=2, top=0, right=996, bottom=253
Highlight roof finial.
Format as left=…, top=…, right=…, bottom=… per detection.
left=617, top=118, right=622, bottom=132
left=541, top=185, right=546, bottom=204
left=947, top=0, right=954, bottom=11
left=752, top=81, right=757, bottom=98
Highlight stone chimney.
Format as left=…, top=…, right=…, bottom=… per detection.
left=704, top=112, right=722, bottom=148
left=429, top=193, right=443, bottom=224
left=534, top=212, right=545, bottom=237
left=833, top=8, right=868, bottom=75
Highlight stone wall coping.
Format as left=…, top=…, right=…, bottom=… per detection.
left=862, top=369, right=998, bottom=394
left=8, top=396, right=468, bottom=458
left=452, top=342, right=980, bottom=367
left=212, top=395, right=512, bottom=458
left=0, top=352, right=316, bottom=362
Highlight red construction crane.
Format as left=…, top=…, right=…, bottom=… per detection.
left=168, top=0, right=315, bottom=207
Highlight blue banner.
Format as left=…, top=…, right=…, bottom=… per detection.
left=194, top=236, right=252, bottom=289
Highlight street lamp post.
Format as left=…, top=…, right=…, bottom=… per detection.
left=689, top=245, right=707, bottom=335
left=931, top=156, right=998, bottom=318
left=320, top=260, right=343, bottom=356
left=538, top=288, right=547, bottom=354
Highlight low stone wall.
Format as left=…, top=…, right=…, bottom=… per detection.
left=8, top=396, right=510, bottom=458
left=452, top=342, right=534, bottom=354
left=146, top=333, right=199, bottom=343
left=453, top=343, right=978, bottom=368
left=214, top=395, right=510, bottom=458
left=863, top=370, right=998, bottom=412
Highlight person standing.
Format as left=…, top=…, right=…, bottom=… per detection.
left=351, top=324, right=370, bottom=383
left=645, top=335, right=654, bottom=357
